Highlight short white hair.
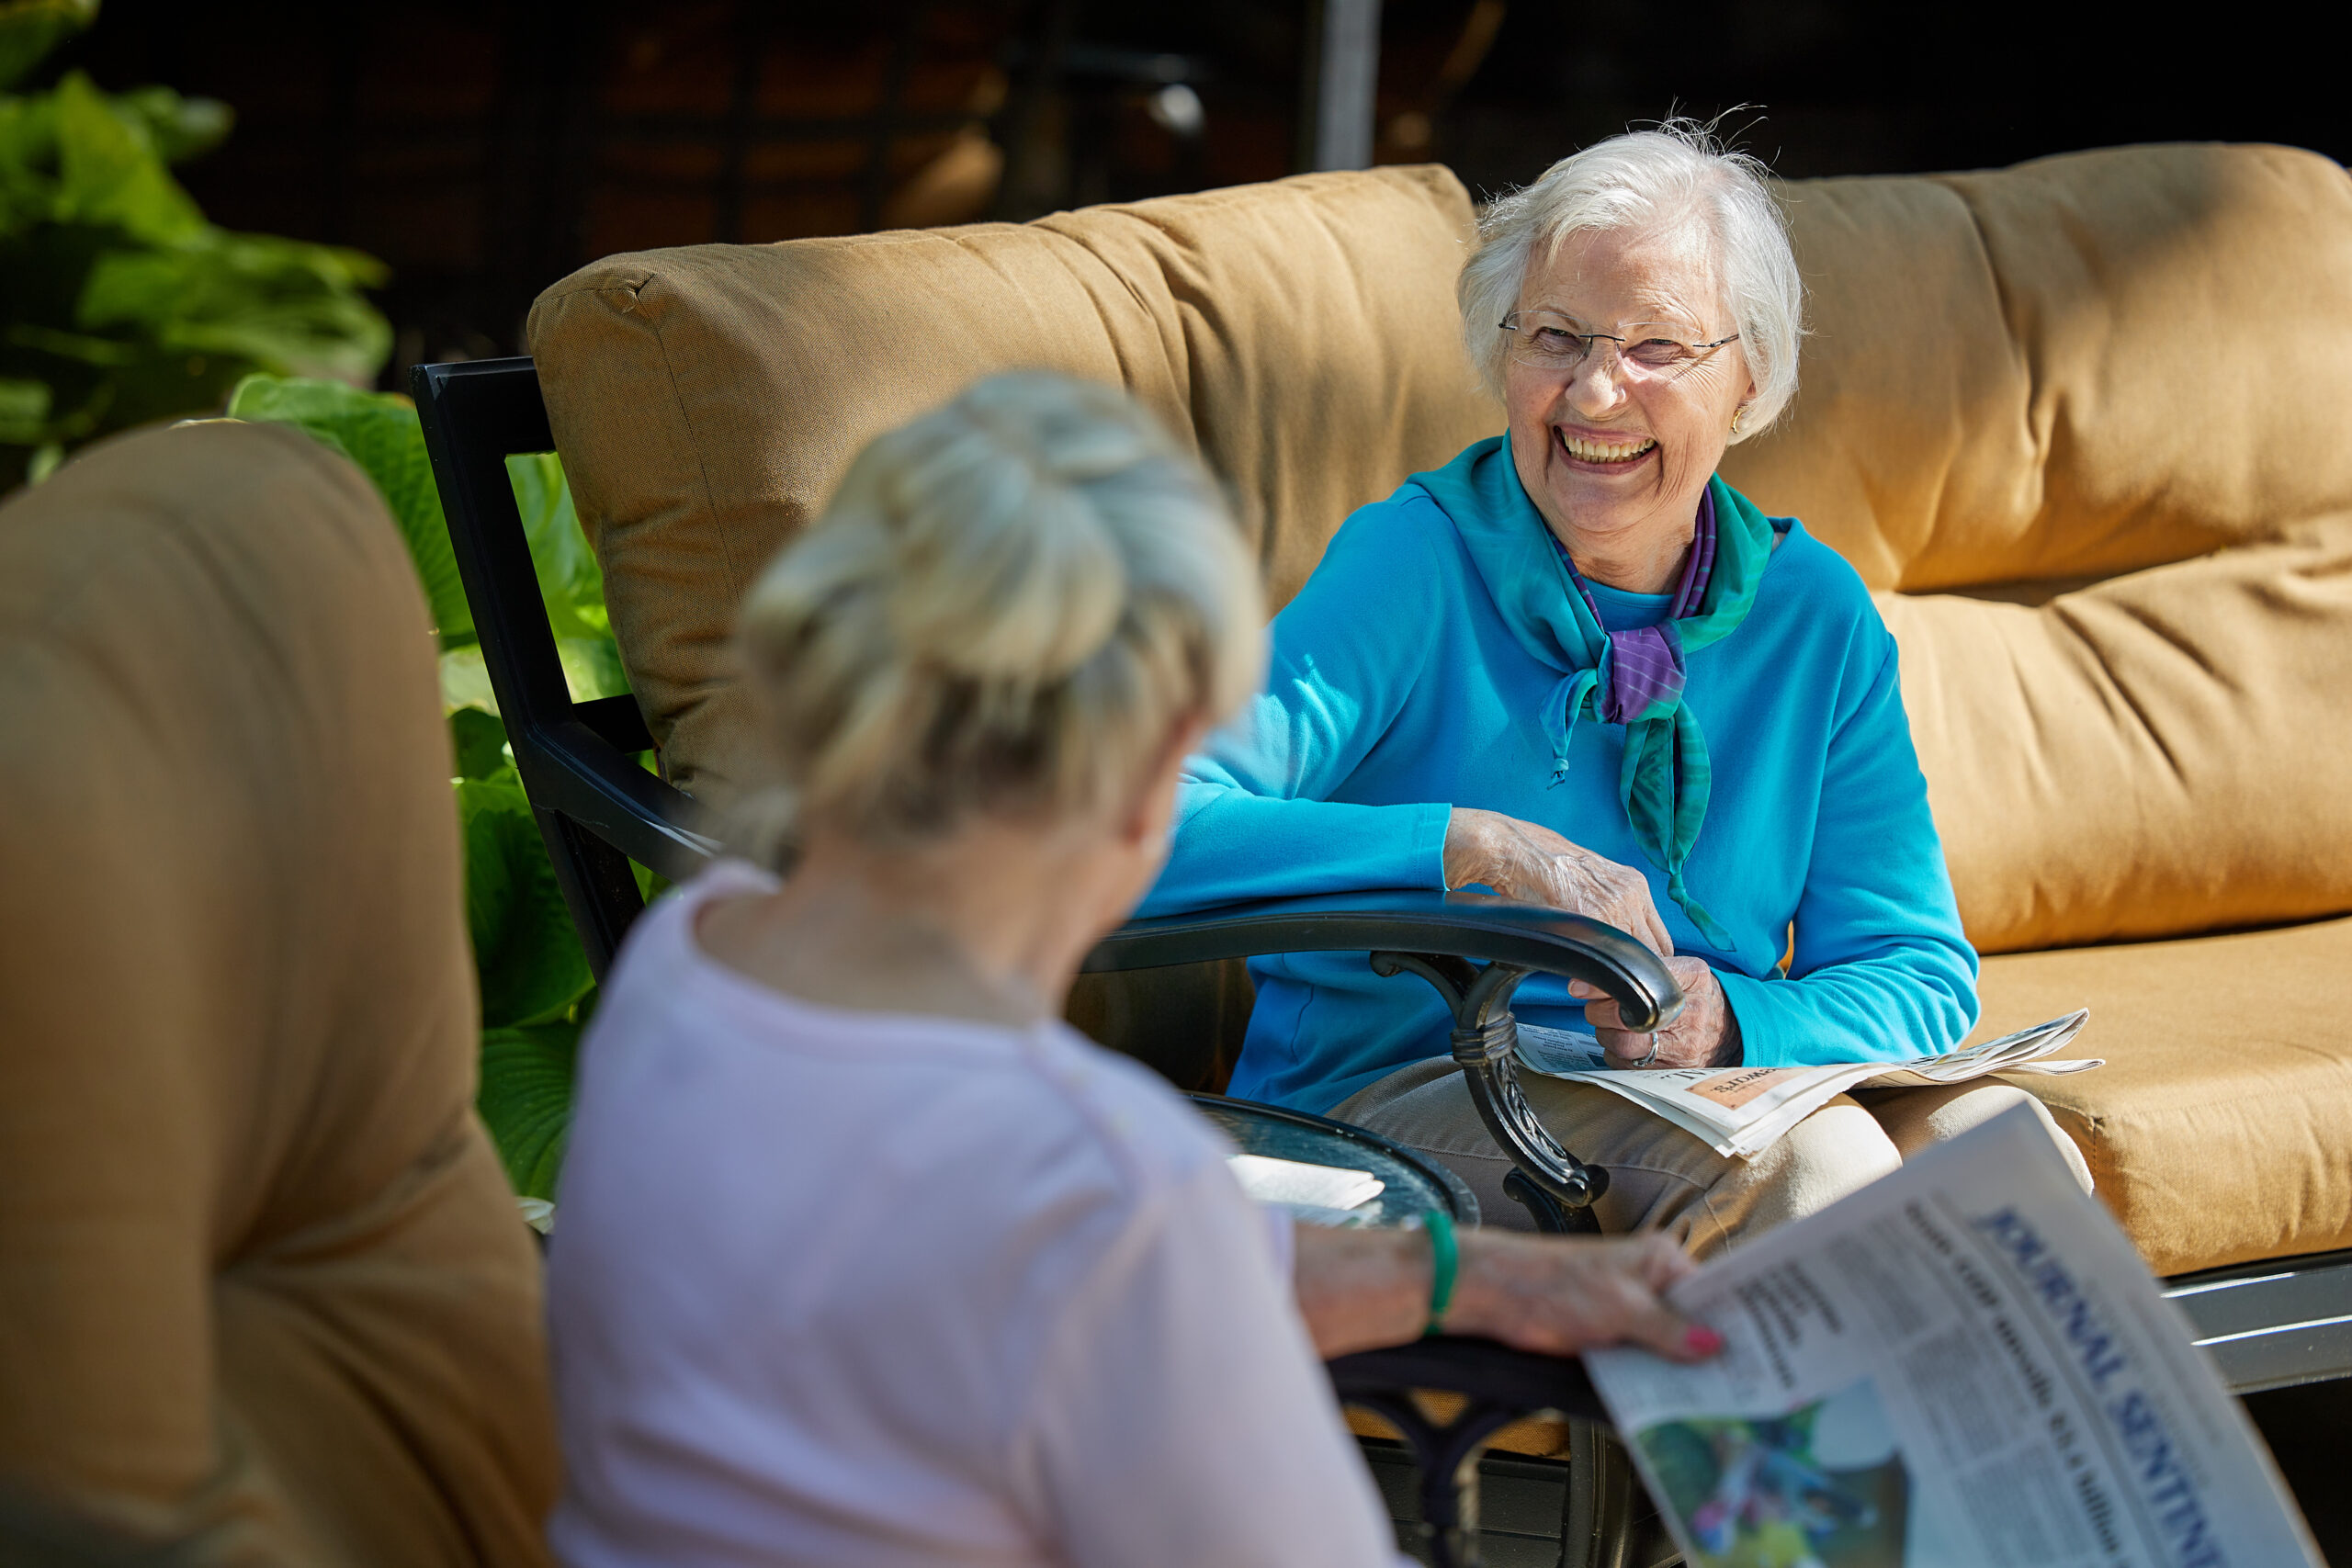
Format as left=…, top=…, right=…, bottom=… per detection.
left=735, top=372, right=1264, bottom=854
left=1458, top=120, right=1804, bottom=441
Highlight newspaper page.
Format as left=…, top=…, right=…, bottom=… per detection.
left=1582, top=1104, right=2321, bottom=1568
left=1513, top=1011, right=2100, bottom=1158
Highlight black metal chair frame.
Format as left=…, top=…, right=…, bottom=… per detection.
left=414, top=355, right=2352, bottom=1567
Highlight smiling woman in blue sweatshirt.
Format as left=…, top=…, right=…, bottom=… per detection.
left=1141, top=125, right=2091, bottom=1251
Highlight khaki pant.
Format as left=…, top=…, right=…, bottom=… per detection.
left=1331, top=1058, right=2095, bottom=1258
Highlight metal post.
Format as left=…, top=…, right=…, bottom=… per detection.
left=1300, top=0, right=1382, bottom=172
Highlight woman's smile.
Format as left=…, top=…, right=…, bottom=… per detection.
left=1554, top=424, right=1659, bottom=470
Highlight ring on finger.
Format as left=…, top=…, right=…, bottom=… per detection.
left=1609, top=1034, right=1660, bottom=1069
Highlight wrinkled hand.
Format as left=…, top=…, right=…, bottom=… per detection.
left=1569, top=957, right=1741, bottom=1069
left=1449, top=1230, right=1719, bottom=1361
left=1444, top=807, right=1673, bottom=958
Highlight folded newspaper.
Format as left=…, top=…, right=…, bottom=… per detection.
left=1514, top=1010, right=2100, bottom=1158
left=1584, top=1102, right=2322, bottom=1567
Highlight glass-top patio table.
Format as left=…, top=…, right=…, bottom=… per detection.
left=1187, top=1093, right=1477, bottom=1227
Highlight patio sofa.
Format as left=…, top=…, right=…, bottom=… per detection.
left=521, top=141, right=2349, bottom=1317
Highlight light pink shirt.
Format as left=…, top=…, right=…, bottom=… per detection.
left=547, top=862, right=1400, bottom=1567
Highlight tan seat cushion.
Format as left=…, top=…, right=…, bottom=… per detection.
left=528, top=164, right=1498, bottom=805
left=0, top=423, right=557, bottom=1562
left=1971, top=916, right=2352, bottom=1276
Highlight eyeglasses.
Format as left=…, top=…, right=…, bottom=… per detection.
left=1498, top=310, right=1741, bottom=381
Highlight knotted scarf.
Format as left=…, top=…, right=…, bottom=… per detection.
left=1412, top=435, right=1774, bottom=948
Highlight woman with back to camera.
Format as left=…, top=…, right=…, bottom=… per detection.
left=543, top=372, right=1719, bottom=1567
left=1141, top=122, right=2093, bottom=1246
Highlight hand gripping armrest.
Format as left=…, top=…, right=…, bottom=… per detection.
left=1085, top=890, right=1684, bottom=1227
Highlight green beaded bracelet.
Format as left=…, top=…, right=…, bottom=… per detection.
left=1421, top=1208, right=1458, bottom=1337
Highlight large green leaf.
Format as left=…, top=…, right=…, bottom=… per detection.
left=107, top=85, right=232, bottom=165
left=458, top=773, right=594, bottom=1030
left=478, top=1018, right=580, bottom=1201
left=2, top=59, right=390, bottom=485
left=0, top=375, right=45, bottom=443
left=226, top=374, right=472, bottom=646
left=84, top=232, right=390, bottom=383
left=0, top=0, right=96, bottom=93
left=506, top=450, right=605, bottom=635
left=47, top=70, right=203, bottom=244
left=509, top=452, right=630, bottom=701
left=448, top=705, right=509, bottom=781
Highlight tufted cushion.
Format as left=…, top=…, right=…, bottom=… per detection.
left=1724, top=143, right=2352, bottom=592
left=528, top=164, right=1498, bottom=806
left=1722, top=144, right=2352, bottom=951
left=0, top=423, right=558, bottom=1562
left=1880, top=527, right=2352, bottom=952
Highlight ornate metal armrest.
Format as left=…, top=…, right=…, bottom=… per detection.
left=1084, top=890, right=1684, bottom=1230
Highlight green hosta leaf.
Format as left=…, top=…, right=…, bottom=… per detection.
left=107, top=85, right=232, bottom=164
left=478, top=1017, right=580, bottom=1200
left=505, top=450, right=627, bottom=698
left=0, top=376, right=48, bottom=444
left=506, top=451, right=601, bottom=619
left=0, top=97, right=52, bottom=240
left=48, top=70, right=204, bottom=243
left=448, top=705, right=510, bottom=781
left=438, top=644, right=496, bottom=715
left=556, top=635, right=629, bottom=703
left=226, top=374, right=471, bottom=646
left=0, top=0, right=96, bottom=93
left=458, top=773, right=594, bottom=1030
left=83, top=234, right=390, bottom=383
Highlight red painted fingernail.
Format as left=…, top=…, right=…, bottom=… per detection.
left=1684, top=1326, right=1724, bottom=1355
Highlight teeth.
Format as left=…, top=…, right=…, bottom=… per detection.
left=1560, top=433, right=1657, bottom=464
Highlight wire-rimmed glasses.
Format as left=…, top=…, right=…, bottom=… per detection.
left=1498, top=310, right=1741, bottom=381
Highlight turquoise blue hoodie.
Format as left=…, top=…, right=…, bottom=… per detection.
left=1138, top=442, right=1980, bottom=1112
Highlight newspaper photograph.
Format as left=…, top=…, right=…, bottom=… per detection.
left=1513, top=1010, right=2100, bottom=1158
left=1581, top=1103, right=2321, bottom=1567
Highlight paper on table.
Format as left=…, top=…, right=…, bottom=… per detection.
left=1227, top=1154, right=1384, bottom=1213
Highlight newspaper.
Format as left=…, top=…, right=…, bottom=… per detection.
left=1513, top=1010, right=2101, bottom=1158
left=1582, top=1104, right=2322, bottom=1567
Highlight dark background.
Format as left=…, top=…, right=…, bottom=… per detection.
left=49, top=0, right=2352, bottom=391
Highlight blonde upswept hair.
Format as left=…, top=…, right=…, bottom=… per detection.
left=733, top=373, right=1265, bottom=859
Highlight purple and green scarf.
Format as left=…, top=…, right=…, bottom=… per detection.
left=1411, top=435, right=1772, bottom=949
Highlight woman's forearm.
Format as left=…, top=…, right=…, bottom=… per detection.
left=1291, top=1223, right=1717, bottom=1362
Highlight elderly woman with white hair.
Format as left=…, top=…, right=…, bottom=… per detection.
left=1143, top=124, right=2092, bottom=1247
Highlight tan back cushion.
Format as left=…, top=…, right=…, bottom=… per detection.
left=1724, top=145, right=2352, bottom=950
left=529, top=164, right=1498, bottom=803
left=0, top=423, right=556, bottom=1563
left=1724, top=143, right=2352, bottom=592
